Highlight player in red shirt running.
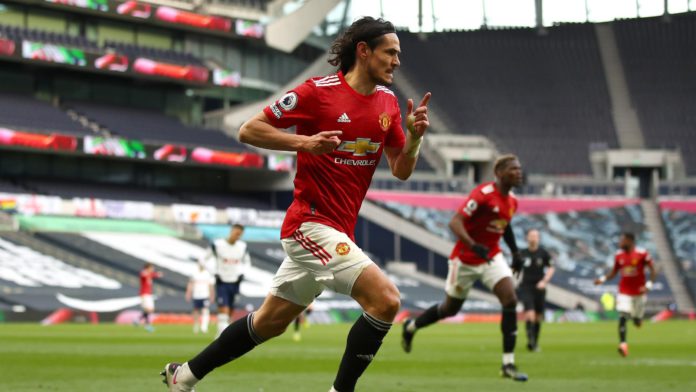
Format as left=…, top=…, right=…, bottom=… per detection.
left=139, top=263, right=162, bottom=332
left=595, top=232, right=656, bottom=357
left=162, top=17, right=431, bottom=392
left=401, top=155, right=528, bottom=381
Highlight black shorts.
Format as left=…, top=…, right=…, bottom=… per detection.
left=192, top=299, right=210, bottom=310
left=518, top=285, right=546, bottom=313
left=216, top=281, right=240, bottom=308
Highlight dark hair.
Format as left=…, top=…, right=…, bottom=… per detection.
left=622, top=232, right=636, bottom=242
left=232, top=223, right=245, bottom=230
left=328, top=17, right=396, bottom=74
left=144, top=262, right=152, bottom=269
left=494, top=154, right=519, bottom=174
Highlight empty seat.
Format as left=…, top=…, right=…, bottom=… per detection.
left=397, top=24, right=618, bottom=175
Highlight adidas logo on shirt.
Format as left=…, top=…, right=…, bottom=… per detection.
left=337, top=113, right=351, bottom=123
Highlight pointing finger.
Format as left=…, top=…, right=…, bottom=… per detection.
left=406, top=98, right=414, bottom=115
left=418, top=92, right=432, bottom=108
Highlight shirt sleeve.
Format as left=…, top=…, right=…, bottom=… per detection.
left=543, top=249, right=552, bottom=267
left=242, top=250, right=251, bottom=270
left=384, top=97, right=406, bottom=149
left=262, top=80, right=317, bottom=131
left=457, top=189, right=486, bottom=220
left=644, top=251, right=654, bottom=267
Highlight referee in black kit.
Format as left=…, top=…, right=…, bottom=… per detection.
left=516, top=229, right=555, bottom=352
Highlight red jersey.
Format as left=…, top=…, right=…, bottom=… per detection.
left=263, top=71, right=406, bottom=240
left=613, top=247, right=653, bottom=295
left=450, top=182, right=518, bottom=265
left=139, top=270, right=162, bottom=295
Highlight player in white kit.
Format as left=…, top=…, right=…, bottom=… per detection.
left=186, top=263, right=215, bottom=334
left=204, top=224, right=251, bottom=337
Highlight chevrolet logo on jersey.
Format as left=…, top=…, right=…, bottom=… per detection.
left=487, top=219, right=509, bottom=234
left=337, top=138, right=381, bottom=157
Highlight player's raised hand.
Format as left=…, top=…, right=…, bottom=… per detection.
left=406, top=92, right=432, bottom=138
left=302, top=130, right=342, bottom=155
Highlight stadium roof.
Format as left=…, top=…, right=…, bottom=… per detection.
left=317, top=0, right=696, bottom=33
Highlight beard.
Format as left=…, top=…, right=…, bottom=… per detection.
left=378, top=76, right=393, bottom=87
left=368, top=65, right=393, bottom=86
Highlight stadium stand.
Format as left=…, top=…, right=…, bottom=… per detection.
left=0, top=24, right=207, bottom=67
left=0, top=235, right=121, bottom=290
left=104, top=41, right=206, bottom=67
left=396, top=24, right=618, bottom=175
left=0, top=178, right=27, bottom=193
left=211, top=0, right=272, bottom=10
left=66, top=101, right=246, bottom=150
left=0, top=24, right=99, bottom=52
left=613, top=13, right=696, bottom=175
left=661, top=207, right=696, bottom=302
left=176, top=190, right=274, bottom=209
left=152, top=0, right=272, bottom=12
left=0, top=233, right=140, bottom=311
left=0, top=92, right=89, bottom=135
left=24, top=179, right=183, bottom=204
left=36, top=232, right=190, bottom=290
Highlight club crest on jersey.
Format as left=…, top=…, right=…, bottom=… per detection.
left=278, top=92, right=298, bottom=111
left=379, top=112, right=391, bottom=132
left=336, top=242, right=351, bottom=256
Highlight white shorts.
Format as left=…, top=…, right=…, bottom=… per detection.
left=616, top=293, right=647, bottom=318
left=270, top=222, right=373, bottom=307
left=141, top=294, right=155, bottom=311
left=445, top=253, right=513, bottom=300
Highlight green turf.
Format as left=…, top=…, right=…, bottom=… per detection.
left=1, top=321, right=695, bottom=391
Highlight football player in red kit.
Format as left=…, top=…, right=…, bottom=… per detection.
left=139, top=263, right=163, bottom=332
left=595, top=232, right=656, bottom=357
left=162, top=16, right=431, bottom=392
left=402, top=154, right=528, bottom=381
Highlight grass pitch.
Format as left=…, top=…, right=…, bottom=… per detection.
left=1, top=321, right=695, bottom=391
